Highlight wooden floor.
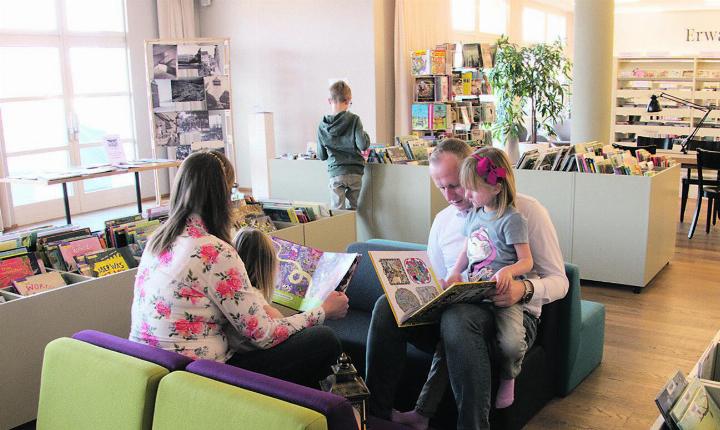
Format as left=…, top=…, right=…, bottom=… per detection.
left=527, top=198, right=720, bottom=430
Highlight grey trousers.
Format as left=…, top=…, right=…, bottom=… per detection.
left=329, top=174, right=362, bottom=210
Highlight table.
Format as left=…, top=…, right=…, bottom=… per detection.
left=0, top=161, right=181, bottom=224
left=657, top=149, right=697, bottom=166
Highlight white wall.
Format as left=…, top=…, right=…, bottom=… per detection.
left=615, top=10, right=720, bottom=56
left=198, top=0, right=389, bottom=188
left=126, top=0, right=168, bottom=197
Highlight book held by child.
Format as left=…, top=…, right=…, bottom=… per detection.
left=368, top=250, right=495, bottom=327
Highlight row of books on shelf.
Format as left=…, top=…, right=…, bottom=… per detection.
left=410, top=42, right=495, bottom=76
left=411, top=101, right=496, bottom=131
left=414, top=70, right=492, bottom=103
left=656, top=340, right=720, bottom=430
left=230, top=196, right=333, bottom=234
left=516, top=142, right=677, bottom=175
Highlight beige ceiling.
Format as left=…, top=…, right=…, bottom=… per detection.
left=532, top=0, right=720, bottom=13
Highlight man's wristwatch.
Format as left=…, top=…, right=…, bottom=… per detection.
left=520, top=280, right=535, bottom=304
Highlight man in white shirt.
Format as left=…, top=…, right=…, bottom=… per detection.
left=365, top=139, right=568, bottom=430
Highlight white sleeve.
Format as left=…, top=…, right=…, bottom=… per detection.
left=427, top=216, right=447, bottom=280
left=519, top=197, right=569, bottom=306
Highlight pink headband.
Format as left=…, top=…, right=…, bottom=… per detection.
left=472, top=154, right=506, bottom=186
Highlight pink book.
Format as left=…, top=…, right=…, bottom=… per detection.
left=59, top=237, right=103, bottom=271
left=0, top=256, right=35, bottom=288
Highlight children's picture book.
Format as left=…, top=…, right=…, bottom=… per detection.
left=270, top=237, right=360, bottom=312
left=656, top=370, right=689, bottom=430
left=411, top=50, right=431, bottom=76
left=480, top=43, right=494, bottom=69
left=13, top=271, right=67, bottom=296
left=59, top=236, right=104, bottom=272
left=76, top=247, right=138, bottom=278
left=0, top=254, right=42, bottom=288
left=411, top=103, right=432, bottom=130
left=432, top=104, right=448, bottom=131
left=451, top=71, right=463, bottom=97
left=368, top=250, right=495, bottom=327
left=414, top=77, right=435, bottom=102
left=434, top=75, right=449, bottom=102
left=430, top=49, right=447, bottom=75
left=386, top=146, right=409, bottom=164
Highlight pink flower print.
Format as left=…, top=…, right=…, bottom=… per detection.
left=272, top=325, right=290, bottom=344
left=179, top=287, right=204, bottom=304
left=155, top=300, right=171, bottom=319
left=136, top=268, right=150, bottom=287
left=174, top=317, right=205, bottom=338
left=306, top=315, right=319, bottom=327
left=243, top=315, right=259, bottom=337
left=159, top=249, right=173, bottom=265
left=199, top=244, right=219, bottom=265
left=216, top=280, right=234, bottom=299
left=140, top=322, right=159, bottom=347
left=187, top=225, right=203, bottom=238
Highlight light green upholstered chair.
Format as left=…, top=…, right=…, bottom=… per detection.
left=151, top=371, right=329, bottom=430
left=37, top=337, right=168, bottom=430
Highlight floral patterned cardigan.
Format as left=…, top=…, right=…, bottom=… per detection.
left=129, top=215, right=325, bottom=361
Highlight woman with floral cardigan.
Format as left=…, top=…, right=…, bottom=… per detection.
left=129, top=150, right=349, bottom=388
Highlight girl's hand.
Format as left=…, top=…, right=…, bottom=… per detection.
left=264, top=305, right=284, bottom=319
left=444, top=273, right=463, bottom=289
left=492, top=267, right=514, bottom=295
left=322, top=291, right=349, bottom=320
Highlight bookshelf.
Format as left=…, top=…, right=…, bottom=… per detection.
left=613, top=56, right=720, bottom=145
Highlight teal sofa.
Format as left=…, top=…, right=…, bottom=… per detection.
left=324, top=239, right=605, bottom=429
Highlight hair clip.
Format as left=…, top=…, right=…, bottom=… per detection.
left=472, top=154, right=506, bottom=185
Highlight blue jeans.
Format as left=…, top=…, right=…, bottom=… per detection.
left=365, top=297, right=538, bottom=430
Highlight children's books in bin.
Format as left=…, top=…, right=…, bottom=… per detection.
left=0, top=247, right=45, bottom=288
left=368, top=250, right=495, bottom=327
left=13, top=271, right=67, bottom=296
left=270, top=237, right=360, bottom=312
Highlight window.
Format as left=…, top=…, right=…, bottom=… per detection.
left=452, top=0, right=507, bottom=35
left=522, top=7, right=567, bottom=44
left=0, top=0, right=137, bottom=224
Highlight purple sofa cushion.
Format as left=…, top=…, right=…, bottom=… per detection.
left=187, top=359, right=358, bottom=430
left=72, top=330, right=191, bottom=371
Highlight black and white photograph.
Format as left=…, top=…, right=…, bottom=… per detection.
left=153, top=44, right=177, bottom=79
left=171, top=78, right=205, bottom=102
left=174, top=144, right=191, bottom=161
left=462, top=43, right=481, bottom=68
left=199, top=44, right=224, bottom=76
left=153, top=112, right=178, bottom=146
left=177, top=44, right=202, bottom=77
left=204, top=76, right=230, bottom=110
left=152, top=79, right=173, bottom=111
left=191, top=140, right=225, bottom=152
left=202, top=112, right=224, bottom=142
left=177, top=111, right=208, bottom=146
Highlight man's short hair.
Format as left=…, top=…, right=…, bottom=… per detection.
left=329, top=81, right=352, bottom=103
left=429, top=138, right=472, bottom=164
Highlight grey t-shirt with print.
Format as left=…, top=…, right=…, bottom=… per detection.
left=463, top=206, right=529, bottom=281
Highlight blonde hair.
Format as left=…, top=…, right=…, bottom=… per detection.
left=329, top=80, right=352, bottom=103
left=232, top=228, right=278, bottom=302
left=460, top=147, right=516, bottom=218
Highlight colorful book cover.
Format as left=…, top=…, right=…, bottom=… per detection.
left=89, top=248, right=137, bottom=277
left=0, top=255, right=37, bottom=288
left=462, top=72, right=473, bottom=95
left=411, top=50, right=431, bottom=76
left=434, top=75, right=449, bottom=102
left=411, top=103, right=431, bottom=130
left=452, top=71, right=463, bottom=98
left=59, top=237, right=104, bottom=272
left=432, top=104, right=448, bottom=130
left=414, top=77, right=435, bottom=102
left=13, top=271, right=67, bottom=296
left=368, top=250, right=495, bottom=327
left=430, top=49, right=447, bottom=75
left=271, top=237, right=360, bottom=312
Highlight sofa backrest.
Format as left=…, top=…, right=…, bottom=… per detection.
left=37, top=337, right=168, bottom=430
left=73, top=329, right=192, bottom=371
left=152, top=371, right=328, bottom=430
left=186, top=360, right=357, bottom=430
left=346, top=240, right=428, bottom=312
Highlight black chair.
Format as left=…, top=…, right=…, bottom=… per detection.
left=680, top=141, right=720, bottom=223
left=612, top=143, right=657, bottom=156
left=637, top=136, right=673, bottom=150
left=688, top=148, right=720, bottom=239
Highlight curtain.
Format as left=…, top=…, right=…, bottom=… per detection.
left=157, top=0, right=197, bottom=39
left=394, top=0, right=450, bottom=136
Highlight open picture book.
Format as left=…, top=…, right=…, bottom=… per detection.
left=270, top=237, right=360, bottom=312
left=368, top=250, right=495, bottom=327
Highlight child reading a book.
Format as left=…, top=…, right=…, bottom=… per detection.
left=396, top=147, right=533, bottom=429
left=232, top=227, right=284, bottom=319
left=317, top=80, right=371, bottom=210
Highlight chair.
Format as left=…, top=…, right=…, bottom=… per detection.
left=612, top=143, right=657, bottom=155
left=637, top=136, right=673, bottom=150
left=680, top=141, right=720, bottom=223
left=688, top=148, right=720, bottom=239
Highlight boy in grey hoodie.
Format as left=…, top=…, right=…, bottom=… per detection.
left=317, top=81, right=371, bottom=210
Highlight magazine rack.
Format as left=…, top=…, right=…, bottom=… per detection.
left=144, top=38, right=235, bottom=194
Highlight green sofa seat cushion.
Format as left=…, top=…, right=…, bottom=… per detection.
left=37, top=337, right=168, bottom=430
left=152, top=371, right=329, bottom=430
left=560, top=299, right=605, bottom=395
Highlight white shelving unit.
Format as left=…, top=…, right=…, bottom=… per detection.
left=612, top=56, right=720, bottom=144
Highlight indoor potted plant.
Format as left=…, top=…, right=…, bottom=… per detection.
left=488, top=36, right=572, bottom=161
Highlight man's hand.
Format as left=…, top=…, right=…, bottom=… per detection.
left=492, top=279, right=524, bottom=307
